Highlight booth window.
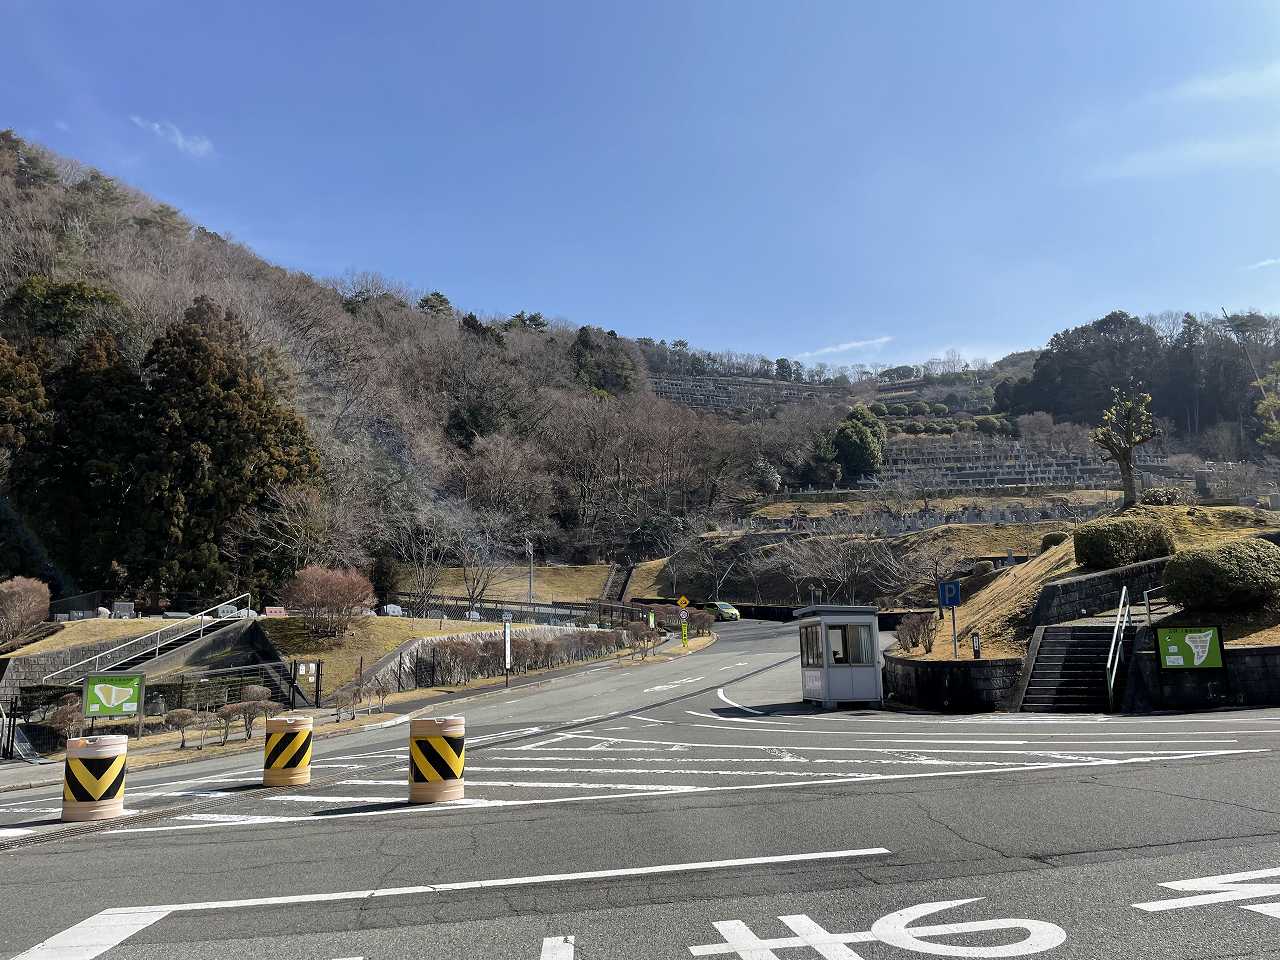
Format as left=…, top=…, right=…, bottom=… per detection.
left=800, top=625, right=822, bottom=667
left=825, top=624, right=875, bottom=665
left=828, top=626, right=848, bottom=664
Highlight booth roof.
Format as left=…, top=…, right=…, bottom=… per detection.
left=794, top=604, right=879, bottom=618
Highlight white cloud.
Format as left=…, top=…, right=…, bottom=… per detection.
left=1246, top=257, right=1280, bottom=271
left=794, top=335, right=892, bottom=359
left=1163, top=60, right=1280, bottom=103
left=129, top=115, right=213, bottom=158
left=1091, top=131, right=1280, bottom=180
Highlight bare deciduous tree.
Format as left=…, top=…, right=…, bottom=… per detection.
left=0, top=576, right=49, bottom=647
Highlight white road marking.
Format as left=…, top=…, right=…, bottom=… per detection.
left=540, top=936, right=574, bottom=959
left=690, top=710, right=789, bottom=726
left=1135, top=865, right=1280, bottom=911
left=691, top=900, right=1065, bottom=958
left=9, top=849, right=889, bottom=959
left=718, top=662, right=750, bottom=671
left=716, top=688, right=765, bottom=715
left=643, top=676, right=704, bottom=693
left=0, top=827, right=33, bottom=837
left=103, top=749, right=1263, bottom=835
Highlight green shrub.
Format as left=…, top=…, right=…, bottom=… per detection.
left=868, top=402, right=888, bottom=417
left=972, top=560, right=996, bottom=575
left=930, top=402, right=949, bottom=415
left=1040, top=531, right=1070, bottom=551
left=888, top=403, right=909, bottom=417
left=908, top=401, right=930, bottom=416
left=1073, top=516, right=1174, bottom=569
left=1163, top=538, right=1280, bottom=611
left=902, top=421, right=924, bottom=434
left=1139, top=486, right=1195, bottom=506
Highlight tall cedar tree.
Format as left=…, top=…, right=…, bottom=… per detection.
left=0, top=336, right=46, bottom=451
left=132, top=301, right=319, bottom=597
left=11, top=332, right=144, bottom=591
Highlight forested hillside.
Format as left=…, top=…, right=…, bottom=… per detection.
left=0, top=133, right=869, bottom=601
left=1, top=130, right=1278, bottom=608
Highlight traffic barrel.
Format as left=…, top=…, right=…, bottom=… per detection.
left=408, top=715, right=465, bottom=803
left=263, top=714, right=313, bottom=787
left=61, top=735, right=127, bottom=822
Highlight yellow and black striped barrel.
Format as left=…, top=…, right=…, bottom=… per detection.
left=62, top=735, right=128, bottom=822
left=263, top=714, right=313, bottom=787
left=408, top=716, right=465, bottom=803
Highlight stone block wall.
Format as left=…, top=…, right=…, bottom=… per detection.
left=882, top=654, right=1023, bottom=712
left=1122, top=636, right=1280, bottom=711
left=1030, top=556, right=1170, bottom=626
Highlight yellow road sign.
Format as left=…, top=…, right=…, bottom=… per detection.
left=677, top=595, right=689, bottom=608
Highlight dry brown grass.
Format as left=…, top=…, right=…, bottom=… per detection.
left=260, top=616, right=495, bottom=692
left=1, top=618, right=162, bottom=659
left=752, top=490, right=1117, bottom=519
left=1127, top=505, right=1280, bottom=549
left=625, top=559, right=669, bottom=599
left=891, top=521, right=1070, bottom=560
left=430, top=564, right=610, bottom=602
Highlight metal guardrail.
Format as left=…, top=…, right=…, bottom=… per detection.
left=1105, top=586, right=1130, bottom=712
left=42, top=594, right=252, bottom=684
left=393, top=593, right=648, bottom=627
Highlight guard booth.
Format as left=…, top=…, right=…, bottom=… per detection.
left=795, top=605, right=883, bottom=708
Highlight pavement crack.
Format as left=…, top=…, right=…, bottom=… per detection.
left=908, top=795, right=1016, bottom=861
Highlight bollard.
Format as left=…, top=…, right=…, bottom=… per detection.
left=263, top=713, right=313, bottom=787
left=408, top=715, right=465, bottom=803
left=62, top=735, right=128, bottom=822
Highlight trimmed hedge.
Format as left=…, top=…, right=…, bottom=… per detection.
left=1040, top=531, right=1070, bottom=552
left=1163, top=538, right=1280, bottom=611
left=1073, top=516, right=1174, bottom=569
left=1139, top=486, right=1195, bottom=506
left=971, top=560, right=996, bottom=575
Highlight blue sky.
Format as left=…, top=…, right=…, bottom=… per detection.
left=4, top=1, right=1280, bottom=366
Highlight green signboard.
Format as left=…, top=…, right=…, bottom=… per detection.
left=1156, top=627, right=1223, bottom=670
left=82, top=673, right=144, bottom=718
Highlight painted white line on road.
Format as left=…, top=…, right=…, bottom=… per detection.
left=103, top=749, right=1264, bottom=836
left=716, top=688, right=765, bottom=715
left=694, top=709, right=787, bottom=725
left=0, top=826, right=33, bottom=837
left=540, top=936, right=574, bottom=959
left=9, top=848, right=890, bottom=960
left=526, top=734, right=1244, bottom=755
left=718, top=662, right=750, bottom=671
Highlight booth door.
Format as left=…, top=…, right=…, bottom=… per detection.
left=825, top=624, right=880, bottom=701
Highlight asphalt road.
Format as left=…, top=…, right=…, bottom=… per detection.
left=4, top=619, right=1280, bottom=959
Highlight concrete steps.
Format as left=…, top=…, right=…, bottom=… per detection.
left=1021, top=626, right=1123, bottom=713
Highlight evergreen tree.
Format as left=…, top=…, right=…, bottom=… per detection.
left=0, top=336, right=46, bottom=451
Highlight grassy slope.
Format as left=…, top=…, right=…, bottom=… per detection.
left=259, top=616, right=494, bottom=691
left=1, top=619, right=162, bottom=659
left=625, top=559, right=668, bottom=600
left=907, top=505, right=1280, bottom=660
left=429, top=564, right=610, bottom=602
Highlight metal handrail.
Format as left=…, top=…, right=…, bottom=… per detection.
left=1105, top=585, right=1130, bottom=712
left=1143, top=586, right=1166, bottom=627
left=43, top=594, right=251, bottom=683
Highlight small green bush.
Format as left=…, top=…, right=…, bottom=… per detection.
left=908, top=401, right=930, bottom=416
left=930, top=402, right=949, bottom=415
left=1163, top=538, right=1280, bottom=611
left=1073, top=516, right=1174, bottom=569
left=1139, top=486, right=1195, bottom=506
left=868, top=402, right=888, bottom=417
left=888, top=403, right=909, bottom=417
left=1040, top=531, right=1070, bottom=551
left=902, top=422, right=924, bottom=434
left=972, top=560, right=996, bottom=575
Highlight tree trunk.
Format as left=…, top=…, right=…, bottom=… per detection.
left=1118, top=455, right=1137, bottom=508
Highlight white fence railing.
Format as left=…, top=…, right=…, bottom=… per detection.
left=42, top=594, right=252, bottom=684
left=1105, top=586, right=1131, bottom=712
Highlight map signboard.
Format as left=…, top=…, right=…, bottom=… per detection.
left=82, top=673, right=144, bottom=718
left=1156, top=626, right=1223, bottom=669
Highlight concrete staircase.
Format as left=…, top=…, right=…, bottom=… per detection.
left=1020, top=625, right=1123, bottom=713
left=600, top=563, right=632, bottom=604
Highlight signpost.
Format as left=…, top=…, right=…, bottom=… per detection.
left=1156, top=626, right=1223, bottom=669
left=676, top=595, right=690, bottom=609
left=82, top=672, right=145, bottom=739
left=503, top=620, right=512, bottom=687
left=938, top=580, right=962, bottom=657
left=679, top=608, right=689, bottom=649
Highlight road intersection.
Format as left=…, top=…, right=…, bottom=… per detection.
left=4, top=619, right=1280, bottom=958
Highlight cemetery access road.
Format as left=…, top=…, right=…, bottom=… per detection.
left=4, top=619, right=1280, bottom=959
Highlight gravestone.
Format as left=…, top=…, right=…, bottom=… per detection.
left=111, top=601, right=135, bottom=619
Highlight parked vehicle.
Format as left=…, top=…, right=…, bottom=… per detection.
left=704, top=601, right=741, bottom=621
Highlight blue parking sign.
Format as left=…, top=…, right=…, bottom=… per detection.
left=938, top=580, right=962, bottom=608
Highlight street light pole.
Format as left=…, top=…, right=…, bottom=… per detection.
left=525, top=538, right=534, bottom=604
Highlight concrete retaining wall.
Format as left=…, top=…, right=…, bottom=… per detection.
left=1122, top=631, right=1280, bottom=711
left=0, top=633, right=139, bottom=699
left=1031, top=556, right=1169, bottom=626
left=882, top=654, right=1024, bottom=713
